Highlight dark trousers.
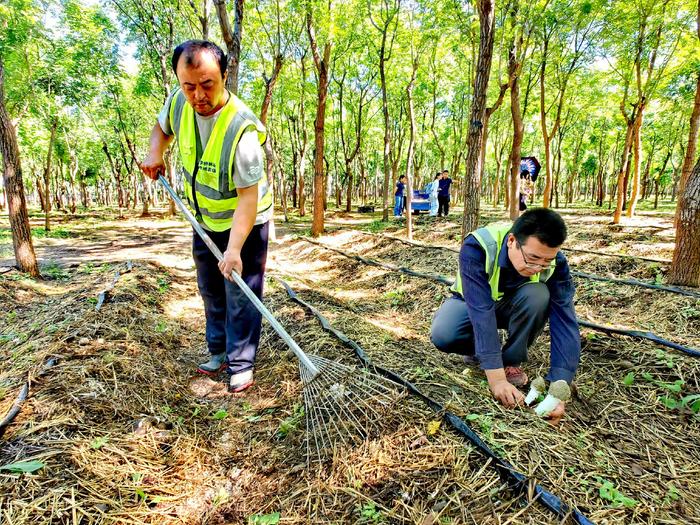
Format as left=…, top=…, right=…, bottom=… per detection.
left=192, top=222, right=269, bottom=375
left=430, top=282, right=549, bottom=366
left=437, top=195, right=450, bottom=216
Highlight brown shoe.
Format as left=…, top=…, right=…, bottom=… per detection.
left=504, top=366, right=528, bottom=387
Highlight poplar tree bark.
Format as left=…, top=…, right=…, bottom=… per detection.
left=404, top=55, right=418, bottom=240
left=675, top=3, right=700, bottom=225
left=369, top=0, right=400, bottom=222
left=0, top=56, right=40, bottom=277
left=43, top=117, right=58, bottom=231
left=307, top=12, right=331, bottom=237
left=506, top=2, right=525, bottom=221
left=668, top=157, right=700, bottom=286
left=461, top=0, right=496, bottom=239
left=215, top=0, right=244, bottom=94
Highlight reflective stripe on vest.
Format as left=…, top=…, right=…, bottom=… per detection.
left=169, top=89, right=272, bottom=232
left=451, top=223, right=556, bottom=301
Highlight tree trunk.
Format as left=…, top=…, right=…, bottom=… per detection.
left=507, top=57, right=523, bottom=218
left=668, top=157, right=700, bottom=286
left=626, top=108, right=644, bottom=217
left=43, top=117, right=58, bottom=231
left=307, top=14, right=331, bottom=237
left=461, top=0, right=495, bottom=239
left=0, top=56, right=40, bottom=277
left=405, top=56, right=418, bottom=240
left=215, top=0, right=244, bottom=94
left=676, top=71, right=700, bottom=225
left=612, top=120, right=635, bottom=223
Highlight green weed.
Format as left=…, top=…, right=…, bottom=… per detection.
left=596, top=478, right=637, bottom=508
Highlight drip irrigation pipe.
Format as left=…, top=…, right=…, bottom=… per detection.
left=563, top=247, right=670, bottom=264
left=577, top=321, right=700, bottom=358
left=302, top=238, right=453, bottom=286
left=300, top=238, right=700, bottom=358
left=378, top=233, right=672, bottom=264
left=276, top=278, right=595, bottom=525
left=370, top=235, right=696, bottom=298
left=569, top=271, right=700, bottom=299
left=0, top=357, right=58, bottom=439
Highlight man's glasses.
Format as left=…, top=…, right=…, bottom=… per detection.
left=517, top=242, right=553, bottom=270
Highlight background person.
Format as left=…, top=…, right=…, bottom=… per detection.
left=437, top=170, right=452, bottom=217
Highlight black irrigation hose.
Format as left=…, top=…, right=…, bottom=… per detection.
left=570, top=271, right=700, bottom=299
left=302, top=238, right=453, bottom=286
left=0, top=357, right=58, bottom=439
left=577, top=321, right=700, bottom=358
left=0, top=383, right=29, bottom=439
left=372, top=234, right=698, bottom=299
left=300, top=237, right=700, bottom=358
left=276, top=278, right=595, bottom=525
left=563, top=247, right=670, bottom=264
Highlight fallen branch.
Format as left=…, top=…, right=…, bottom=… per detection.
left=276, top=277, right=595, bottom=525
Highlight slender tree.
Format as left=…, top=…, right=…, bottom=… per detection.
left=0, top=56, right=40, bottom=277
left=306, top=5, right=332, bottom=237
left=461, top=0, right=496, bottom=238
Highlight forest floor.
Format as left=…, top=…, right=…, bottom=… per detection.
left=0, top=203, right=698, bottom=525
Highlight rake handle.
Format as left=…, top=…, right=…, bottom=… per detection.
left=158, top=175, right=320, bottom=377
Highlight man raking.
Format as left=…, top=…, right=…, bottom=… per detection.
left=140, top=40, right=272, bottom=393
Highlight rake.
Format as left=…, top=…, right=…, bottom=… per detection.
left=158, top=176, right=405, bottom=460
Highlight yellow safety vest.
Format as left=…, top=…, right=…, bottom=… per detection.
left=169, top=89, right=273, bottom=232
left=451, top=223, right=556, bottom=301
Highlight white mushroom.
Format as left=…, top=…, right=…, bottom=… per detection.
left=534, top=380, right=571, bottom=417
left=524, top=376, right=547, bottom=406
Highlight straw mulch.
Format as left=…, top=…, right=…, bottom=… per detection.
left=1, top=261, right=557, bottom=524
left=271, top=226, right=700, bottom=524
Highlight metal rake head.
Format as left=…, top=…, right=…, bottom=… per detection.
left=298, top=354, right=407, bottom=462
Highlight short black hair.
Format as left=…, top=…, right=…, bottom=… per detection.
left=512, top=208, right=567, bottom=248
left=172, top=40, right=227, bottom=78
left=399, top=175, right=406, bottom=180
left=442, top=169, right=449, bottom=174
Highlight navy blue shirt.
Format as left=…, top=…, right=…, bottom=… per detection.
left=395, top=181, right=405, bottom=196
left=438, top=177, right=452, bottom=197
left=458, top=234, right=581, bottom=383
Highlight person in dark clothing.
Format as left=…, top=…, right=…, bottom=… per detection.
left=430, top=208, right=579, bottom=425
left=519, top=169, right=533, bottom=212
left=394, top=175, right=406, bottom=217
left=437, top=170, right=452, bottom=217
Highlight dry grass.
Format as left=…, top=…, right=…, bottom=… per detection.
left=1, top=208, right=698, bottom=524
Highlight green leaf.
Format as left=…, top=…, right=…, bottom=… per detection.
left=90, top=436, right=108, bottom=449
left=0, top=460, right=45, bottom=473
left=212, top=409, right=228, bottom=420
left=248, top=512, right=280, bottom=524
left=622, top=372, right=635, bottom=386
left=660, top=396, right=679, bottom=410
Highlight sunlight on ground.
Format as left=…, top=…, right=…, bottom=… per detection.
left=164, top=295, right=202, bottom=319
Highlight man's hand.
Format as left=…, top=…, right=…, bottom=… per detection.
left=219, top=248, right=242, bottom=281
left=140, top=152, right=165, bottom=181
left=490, top=379, right=525, bottom=408
left=140, top=123, right=173, bottom=181
left=545, top=401, right=566, bottom=426
left=485, top=368, right=524, bottom=408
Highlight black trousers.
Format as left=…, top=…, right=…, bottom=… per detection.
left=437, top=195, right=450, bottom=216
left=430, top=283, right=550, bottom=366
left=192, top=222, right=269, bottom=375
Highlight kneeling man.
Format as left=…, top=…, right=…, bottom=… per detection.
left=431, top=208, right=580, bottom=422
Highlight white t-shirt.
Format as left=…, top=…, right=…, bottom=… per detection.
left=158, top=91, right=271, bottom=225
